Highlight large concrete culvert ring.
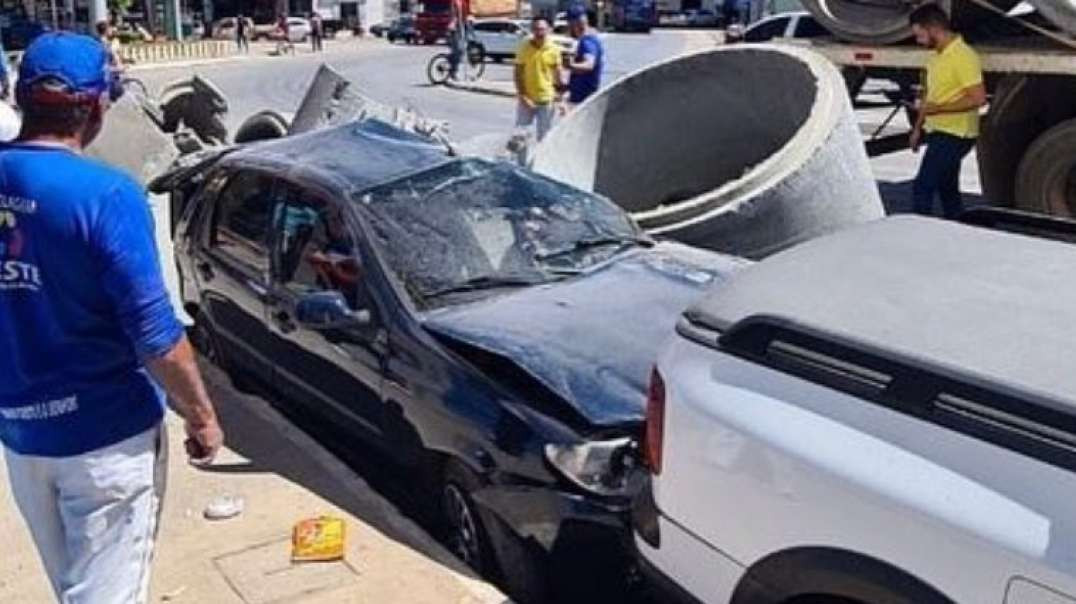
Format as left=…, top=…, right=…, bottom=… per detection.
left=532, top=45, right=884, bottom=259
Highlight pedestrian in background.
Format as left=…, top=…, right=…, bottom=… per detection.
left=310, top=12, right=324, bottom=52
left=276, top=14, right=294, bottom=54
left=236, top=14, right=250, bottom=53
left=513, top=16, right=564, bottom=141
left=908, top=3, right=985, bottom=219
left=565, top=5, right=603, bottom=108
left=447, top=0, right=467, bottom=80
left=0, top=33, right=223, bottom=603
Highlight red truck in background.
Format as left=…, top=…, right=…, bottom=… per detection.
left=416, top=0, right=469, bottom=44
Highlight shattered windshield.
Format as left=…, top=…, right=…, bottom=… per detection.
left=357, top=159, right=645, bottom=307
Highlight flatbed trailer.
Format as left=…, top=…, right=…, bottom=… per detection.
left=790, top=36, right=1076, bottom=217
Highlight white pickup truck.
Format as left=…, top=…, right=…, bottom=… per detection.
left=632, top=212, right=1076, bottom=604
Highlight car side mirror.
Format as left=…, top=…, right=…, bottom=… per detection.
left=295, top=290, right=371, bottom=330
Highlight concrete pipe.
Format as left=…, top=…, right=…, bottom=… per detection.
left=1028, top=1, right=1076, bottom=37
left=531, top=45, right=884, bottom=259
left=801, top=0, right=1020, bottom=45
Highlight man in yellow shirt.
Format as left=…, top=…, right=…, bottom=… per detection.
left=514, top=17, right=565, bottom=140
left=909, top=4, right=986, bottom=219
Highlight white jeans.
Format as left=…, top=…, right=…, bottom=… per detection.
left=4, top=425, right=167, bottom=604
left=516, top=101, right=555, bottom=141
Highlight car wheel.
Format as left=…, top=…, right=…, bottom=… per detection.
left=442, top=462, right=492, bottom=575
left=441, top=460, right=548, bottom=603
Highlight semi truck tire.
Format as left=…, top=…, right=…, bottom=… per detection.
left=801, top=0, right=1020, bottom=45
left=1014, top=117, right=1076, bottom=218
left=979, top=75, right=1076, bottom=206
left=1028, top=1, right=1076, bottom=37
left=531, top=45, right=884, bottom=259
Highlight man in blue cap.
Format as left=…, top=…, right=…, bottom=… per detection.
left=565, top=4, right=603, bottom=107
left=0, top=33, right=223, bottom=602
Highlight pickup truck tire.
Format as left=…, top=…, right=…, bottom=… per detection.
left=1014, top=117, right=1076, bottom=218
left=532, top=45, right=884, bottom=259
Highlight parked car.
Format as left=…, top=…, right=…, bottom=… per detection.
left=212, top=17, right=253, bottom=40
left=471, top=19, right=574, bottom=62
left=727, top=11, right=827, bottom=43
left=267, top=17, right=312, bottom=43
left=384, top=15, right=417, bottom=43
left=685, top=8, right=719, bottom=27
left=157, top=119, right=747, bottom=602
left=633, top=213, right=1076, bottom=603
left=470, top=19, right=527, bottom=61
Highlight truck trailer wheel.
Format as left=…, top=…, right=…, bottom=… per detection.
left=1014, top=117, right=1076, bottom=218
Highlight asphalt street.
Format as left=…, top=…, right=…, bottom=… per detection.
left=133, top=30, right=978, bottom=213
left=135, top=31, right=704, bottom=141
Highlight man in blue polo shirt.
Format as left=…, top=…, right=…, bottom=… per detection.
left=0, top=33, right=223, bottom=602
left=565, top=5, right=603, bottom=107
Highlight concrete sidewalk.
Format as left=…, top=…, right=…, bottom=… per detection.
left=0, top=362, right=507, bottom=604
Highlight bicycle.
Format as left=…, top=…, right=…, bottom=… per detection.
left=426, top=42, right=486, bottom=85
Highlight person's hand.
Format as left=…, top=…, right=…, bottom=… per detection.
left=185, top=416, right=224, bottom=465
left=910, top=127, right=923, bottom=154
left=557, top=102, right=568, bottom=116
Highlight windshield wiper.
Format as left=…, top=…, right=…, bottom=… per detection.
left=424, top=275, right=545, bottom=299
left=534, top=235, right=653, bottom=262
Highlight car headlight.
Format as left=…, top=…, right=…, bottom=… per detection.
left=544, top=437, right=637, bottom=497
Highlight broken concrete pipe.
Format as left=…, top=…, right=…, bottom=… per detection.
left=532, top=45, right=884, bottom=259
left=801, top=0, right=1020, bottom=45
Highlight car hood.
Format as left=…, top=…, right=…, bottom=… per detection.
left=423, top=242, right=748, bottom=426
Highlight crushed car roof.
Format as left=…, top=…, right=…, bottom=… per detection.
left=687, top=215, right=1076, bottom=404
left=224, top=119, right=451, bottom=194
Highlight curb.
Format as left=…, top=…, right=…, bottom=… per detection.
left=120, top=39, right=234, bottom=67
left=444, top=79, right=516, bottom=98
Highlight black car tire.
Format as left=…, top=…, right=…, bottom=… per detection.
left=441, top=461, right=549, bottom=603
left=442, top=461, right=495, bottom=576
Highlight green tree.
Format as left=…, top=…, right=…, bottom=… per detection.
left=108, top=0, right=133, bottom=16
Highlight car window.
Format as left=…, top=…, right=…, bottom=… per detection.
left=474, top=21, right=500, bottom=32
left=744, top=17, right=788, bottom=42
left=209, top=170, right=275, bottom=273
left=274, top=184, right=364, bottom=309
left=361, top=159, right=642, bottom=307
left=795, top=16, right=828, bottom=37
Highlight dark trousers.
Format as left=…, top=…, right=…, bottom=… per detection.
left=312, top=34, right=323, bottom=51
left=912, top=131, right=976, bottom=219
left=236, top=35, right=249, bottom=52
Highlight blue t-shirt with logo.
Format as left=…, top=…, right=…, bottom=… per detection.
left=568, top=33, right=604, bottom=104
left=0, top=143, right=183, bottom=457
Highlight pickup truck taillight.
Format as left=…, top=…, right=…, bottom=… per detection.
left=644, top=366, right=665, bottom=475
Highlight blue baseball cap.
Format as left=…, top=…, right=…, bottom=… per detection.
left=18, top=33, right=111, bottom=103
left=567, top=4, right=587, bottom=21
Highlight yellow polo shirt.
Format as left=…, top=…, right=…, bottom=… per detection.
left=924, top=36, right=983, bottom=139
left=514, top=38, right=561, bottom=105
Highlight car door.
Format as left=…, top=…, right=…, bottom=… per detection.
left=264, top=180, right=387, bottom=441
left=193, top=168, right=278, bottom=383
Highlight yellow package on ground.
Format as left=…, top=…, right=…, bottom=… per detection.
left=291, top=516, right=347, bottom=562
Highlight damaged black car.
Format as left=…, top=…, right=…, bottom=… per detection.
left=161, top=119, right=746, bottom=602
